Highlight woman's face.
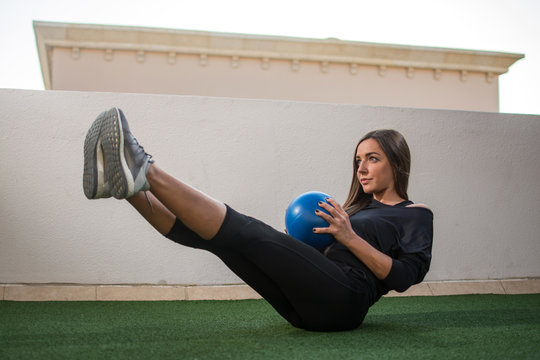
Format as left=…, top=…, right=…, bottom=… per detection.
left=356, top=138, right=398, bottom=202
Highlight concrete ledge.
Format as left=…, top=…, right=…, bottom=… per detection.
left=2, top=280, right=539, bottom=301
left=428, top=280, right=506, bottom=296
left=501, top=278, right=540, bottom=294
left=385, top=282, right=434, bottom=297
left=186, top=285, right=261, bottom=300
left=4, top=285, right=96, bottom=301
left=385, top=279, right=540, bottom=297
left=96, top=285, right=187, bottom=301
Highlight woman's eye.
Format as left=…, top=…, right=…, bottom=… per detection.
left=369, top=157, right=378, bottom=162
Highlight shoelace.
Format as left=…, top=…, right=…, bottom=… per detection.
left=128, top=135, right=155, bottom=212
left=129, top=135, right=153, bottom=158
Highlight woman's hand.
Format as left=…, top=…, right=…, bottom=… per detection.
left=313, top=198, right=356, bottom=246
left=315, top=197, right=393, bottom=279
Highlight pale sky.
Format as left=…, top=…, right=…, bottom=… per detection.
left=1, top=0, right=539, bottom=115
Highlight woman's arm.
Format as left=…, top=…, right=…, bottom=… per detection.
left=314, top=198, right=392, bottom=280
left=343, top=234, right=393, bottom=280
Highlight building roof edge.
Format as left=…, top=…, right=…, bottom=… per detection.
left=33, top=20, right=525, bottom=90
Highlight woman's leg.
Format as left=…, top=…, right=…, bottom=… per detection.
left=126, top=190, right=305, bottom=327
left=126, top=162, right=227, bottom=241
left=145, top=164, right=226, bottom=240
left=126, top=191, right=175, bottom=236
left=164, top=217, right=306, bottom=328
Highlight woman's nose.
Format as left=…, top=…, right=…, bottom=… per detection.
left=358, top=162, right=367, bottom=173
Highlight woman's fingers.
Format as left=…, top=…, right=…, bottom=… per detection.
left=315, top=198, right=349, bottom=228
left=317, top=198, right=346, bottom=218
left=317, top=200, right=337, bottom=215
left=314, top=208, right=332, bottom=222
left=313, top=201, right=334, bottom=233
left=326, top=198, right=349, bottom=216
left=313, top=198, right=355, bottom=245
left=313, top=225, right=331, bottom=234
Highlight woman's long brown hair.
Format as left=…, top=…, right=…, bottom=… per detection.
left=343, top=129, right=411, bottom=215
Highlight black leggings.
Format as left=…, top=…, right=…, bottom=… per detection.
left=166, top=205, right=371, bottom=331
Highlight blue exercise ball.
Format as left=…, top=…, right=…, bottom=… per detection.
left=285, top=191, right=335, bottom=251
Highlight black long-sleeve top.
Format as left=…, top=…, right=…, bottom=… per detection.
left=326, top=198, right=433, bottom=304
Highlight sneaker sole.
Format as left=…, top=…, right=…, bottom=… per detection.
left=83, top=113, right=105, bottom=199
left=100, top=108, right=135, bottom=198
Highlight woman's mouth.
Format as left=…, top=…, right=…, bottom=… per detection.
left=360, top=178, right=371, bottom=185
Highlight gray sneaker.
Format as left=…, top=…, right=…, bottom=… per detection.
left=83, top=109, right=113, bottom=199
left=99, top=108, right=154, bottom=199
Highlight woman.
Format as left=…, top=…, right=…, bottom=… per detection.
left=83, top=108, right=433, bottom=332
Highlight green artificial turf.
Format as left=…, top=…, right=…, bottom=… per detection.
left=1, top=294, right=539, bottom=359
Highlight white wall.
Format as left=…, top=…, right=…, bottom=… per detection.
left=0, top=89, right=538, bottom=285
